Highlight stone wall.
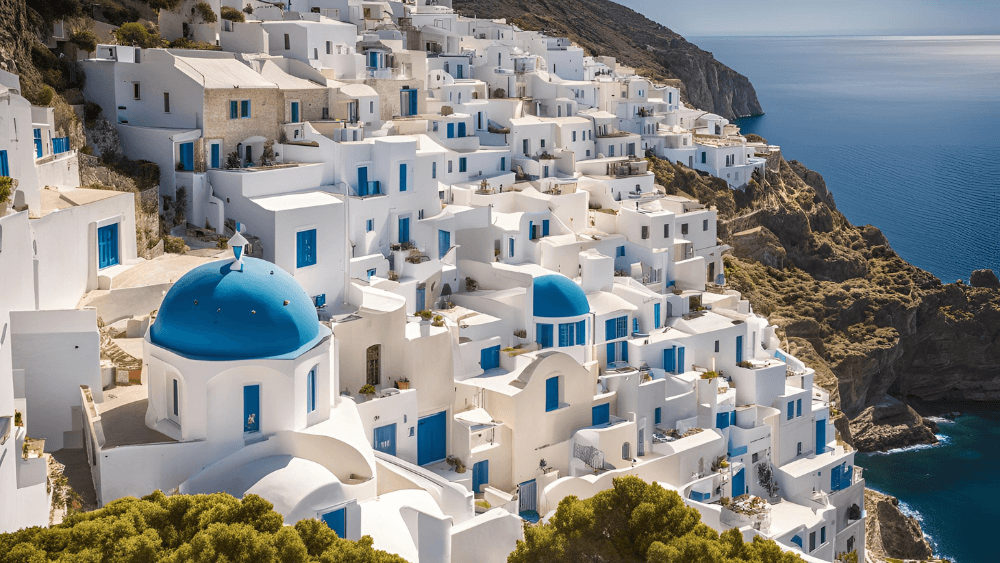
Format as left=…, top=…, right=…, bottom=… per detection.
left=202, top=88, right=282, bottom=158
left=79, top=154, right=138, bottom=191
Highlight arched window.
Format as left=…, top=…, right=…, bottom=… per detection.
left=366, top=345, right=381, bottom=386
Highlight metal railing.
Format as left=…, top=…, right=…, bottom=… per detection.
left=573, top=443, right=605, bottom=471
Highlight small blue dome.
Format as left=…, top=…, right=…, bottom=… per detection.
left=150, top=258, right=324, bottom=361
left=533, top=275, right=590, bottom=318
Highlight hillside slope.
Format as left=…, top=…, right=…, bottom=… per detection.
left=455, top=0, right=763, bottom=120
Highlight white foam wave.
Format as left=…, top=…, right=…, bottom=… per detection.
left=864, top=435, right=949, bottom=456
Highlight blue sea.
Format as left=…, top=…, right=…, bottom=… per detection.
left=690, top=35, right=1000, bottom=283
left=688, top=36, right=1000, bottom=563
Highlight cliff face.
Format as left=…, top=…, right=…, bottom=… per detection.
left=0, top=0, right=43, bottom=88
left=865, top=488, right=934, bottom=562
left=646, top=154, right=1000, bottom=450
left=454, top=0, right=763, bottom=119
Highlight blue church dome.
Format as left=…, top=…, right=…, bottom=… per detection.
left=150, top=257, right=325, bottom=361
left=532, top=275, right=590, bottom=318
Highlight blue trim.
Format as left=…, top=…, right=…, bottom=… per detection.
left=481, top=345, right=500, bottom=370
left=307, top=369, right=316, bottom=412
left=787, top=401, right=794, bottom=421
left=654, top=407, right=661, bottom=424
left=322, top=508, right=346, bottom=538
left=244, top=384, right=260, bottom=433
left=0, top=150, right=8, bottom=176
left=438, top=230, right=451, bottom=259
left=736, top=335, right=743, bottom=363
left=536, top=323, right=553, bottom=348
left=417, top=411, right=447, bottom=465
left=575, top=320, right=586, bottom=345
left=447, top=123, right=455, bottom=138
left=797, top=398, right=802, bottom=417
left=558, top=322, right=575, bottom=347
left=399, top=163, right=407, bottom=191
left=398, top=217, right=409, bottom=243
left=98, top=223, right=119, bottom=269
left=297, top=229, right=317, bottom=267
left=472, top=460, right=489, bottom=493
left=374, top=423, right=397, bottom=456
left=654, top=303, right=661, bottom=328
left=592, top=403, right=610, bottom=426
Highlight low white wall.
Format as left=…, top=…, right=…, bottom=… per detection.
left=83, top=283, right=173, bottom=325
left=451, top=509, right=524, bottom=563
left=36, top=152, right=80, bottom=189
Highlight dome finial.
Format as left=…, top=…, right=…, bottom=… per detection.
left=229, top=232, right=248, bottom=271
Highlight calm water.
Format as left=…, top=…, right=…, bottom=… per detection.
left=690, top=35, right=1000, bottom=283
left=856, top=413, right=1000, bottom=563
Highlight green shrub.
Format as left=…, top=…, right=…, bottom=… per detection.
left=99, top=0, right=141, bottom=26
left=193, top=1, right=218, bottom=23
left=26, top=0, right=82, bottom=22
left=27, top=85, right=54, bottom=106
left=162, top=235, right=187, bottom=254
left=114, top=22, right=164, bottom=48
left=745, top=133, right=768, bottom=144
left=221, top=5, right=246, bottom=22
left=700, top=370, right=719, bottom=379
left=146, top=0, right=183, bottom=9
left=84, top=101, right=103, bottom=127
left=0, top=177, right=14, bottom=206
left=168, top=37, right=221, bottom=50
left=359, top=384, right=376, bottom=395
left=70, top=30, right=98, bottom=53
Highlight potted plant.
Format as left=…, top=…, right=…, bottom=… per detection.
left=395, top=377, right=410, bottom=390
left=359, top=384, right=376, bottom=400
left=13, top=410, right=22, bottom=427
left=416, top=310, right=433, bottom=323
left=0, top=176, right=16, bottom=217
left=700, top=370, right=718, bottom=380
left=431, top=315, right=445, bottom=327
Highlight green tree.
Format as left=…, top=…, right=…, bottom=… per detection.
left=0, top=492, right=408, bottom=563
left=221, top=6, right=246, bottom=22
left=70, top=30, right=99, bottom=53
left=114, top=23, right=164, bottom=48
left=508, top=476, right=804, bottom=563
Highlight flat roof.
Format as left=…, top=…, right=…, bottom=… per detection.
left=38, top=187, right=128, bottom=216
left=175, top=55, right=277, bottom=89
left=98, top=384, right=176, bottom=448
left=252, top=190, right=343, bottom=211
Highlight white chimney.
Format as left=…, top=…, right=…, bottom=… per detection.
left=580, top=249, right=613, bottom=294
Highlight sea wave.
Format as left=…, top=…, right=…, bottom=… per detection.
left=863, top=434, right=950, bottom=456
left=869, top=490, right=960, bottom=563
left=924, top=416, right=956, bottom=424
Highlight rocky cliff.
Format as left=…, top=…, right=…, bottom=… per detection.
left=454, top=0, right=763, bottom=120
left=864, top=489, right=934, bottom=562
left=646, top=153, right=1000, bottom=451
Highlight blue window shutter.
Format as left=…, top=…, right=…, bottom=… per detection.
left=211, top=144, right=220, bottom=169
left=633, top=318, right=638, bottom=333
left=663, top=347, right=675, bottom=372
left=654, top=407, right=661, bottom=424
left=0, top=150, right=8, bottom=176
left=458, top=122, right=466, bottom=137
left=290, top=101, right=299, bottom=123
left=791, top=535, right=802, bottom=549
left=297, top=229, right=317, bottom=268
left=730, top=410, right=736, bottom=425
left=438, top=230, right=450, bottom=259
left=374, top=423, right=397, bottom=456
left=797, top=399, right=802, bottom=417
left=508, top=238, right=514, bottom=257
left=831, top=464, right=841, bottom=491
left=399, top=163, right=407, bottom=191
left=678, top=347, right=685, bottom=372
left=398, top=217, right=409, bottom=243
left=787, top=401, right=794, bottom=421
left=654, top=303, right=661, bottom=328
left=230, top=101, right=238, bottom=119
left=322, top=508, right=346, bottom=538
left=528, top=221, right=534, bottom=240
left=605, top=318, right=615, bottom=341
left=542, top=220, right=549, bottom=236
left=736, top=335, right=743, bottom=363
left=558, top=323, right=572, bottom=347
left=460, top=158, right=467, bottom=172
left=716, top=412, right=729, bottom=429
left=447, top=123, right=455, bottom=138
left=606, top=342, right=615, bottom=363
left=241, top=100, right=251, bottom=118
left=501, top=157, right=506, bottom=171
left=620, top=341, right=628, bottom=362
left=357, top=166, right=368, bottom=195
left=536, top=324, right=553, bottom=348
left=473, top=460, right=489, bottom=493
left=576, top=320, right=586, bottom=345
left=545, top=377, right=559, bottom=411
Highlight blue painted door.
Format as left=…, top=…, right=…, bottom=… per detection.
left=736, top=335, right=743, bottom=363
left=179, top=142, right=194, bottom=171
left=417, top=411, right=446, bottom=465
left=368, top=51, right=379, bottom=68
left=0, top=150, right=8, bottom=176
left=211, top=144, right=220, bottom=169
left=458, top=122, right=466, bottom=137
left=438, top=230, right=450, bottom=258
left=545, top=376, right=559, bottom=411
left=97, top=223, right=119, bottom=269
left=592, top=403, right=609, bottom=426
left=33, top=129, right=42, bottom=158
left=322, top=508, right=346, bottom=538
left=399, top=163, right=407, bottom=191
left=480, top=345, right=500, bottom=370
left=398, top=217, right=409, bottom=243
left=357, top=167, right=369, bottom=196
left=244, top=384, right=260, bottom=433
left=519, top=480, right=536, bottom=513
left=816, top=419, right=826, bottom=453
left=677, top=347, right=685, bottom=373
left=415, top=286, right=425, bottom=311
left=654, top=303, right=661, bottom=328
left=472, top=460, right=489, bottom=493
left=536, top=324, right=553, bottom=349
left=447, top=123, right=455, bottom=138
left=831, top=463, right=842, bottom=491
left=373, top=423, right=397, bottom=456
left=407, top=89, right=418, bottom=116
left=663, top=347, right=675, bottom=373
left=290, top=101, right=300, bottom=123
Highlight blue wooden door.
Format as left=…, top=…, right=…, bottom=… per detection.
left=736, top=335, right=744, bottom=363
left=244, top=384, right=260, bottom=433
left=399, top=163, right=407, bottom=191
left=179, top=142, right=194, bottom=171
left=472, top=460, right=489, bottom=493
left=368, top=51, right=379, bottom=68
left=322, top=508, right=346, bottom=538
left=592, top=403, right=610, bottom=426
left=677, top=347, right=685, bottom=373
left=654, top=303, right=661, bottom=328
left=447, top=123, right=455, bottom=138
left=290, top=101, right=300, bottom=123
left=732, top=467, right=745, bottom=497
left=358, top=167, right=371, bottom=196
left=415, top=286, right=425, bottom=311
left=438, top=230, right=450, bottom=259
left=663, top=347, right=675, bottom=373
left=518, top=480, right=536, bottom=513
left=33, top=129, right=42, bottom=158
left=373, top=423, right=396, bottom=456
left=211, top=144, right=220, bottom=169
left=0, top=150, right=9, bottom=176
left=816, top=419, right=826, bottom=453
left=417, top=411, right=446, bottom=465
left=407, top=89, right=418, bottom=116
left=97, top=223, right=119, bottom=269
left=458, top=122, right=466, bottom=137
left=398, top=217, right=409, bottom=243
left=545, top=376, right=559, bottom=411
left=480, top=345, right=500, bottom=370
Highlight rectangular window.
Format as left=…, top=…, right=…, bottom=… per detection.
left=654, top=407, right=661, bottom=425
left=701, top=152, right=706, bottom=164
left=448, top=160, right=453, bottom=173
left=641, top=226, right=649, bottom=239
left=133, top=82, right=140, bottom=99
left=326, top=41, right=332, bottom=55
left=230, top=100, right=238, bottom=119
left=616, top=245, right=625, bottom=257
left=542, top=220, right=549, bottom=237
left=297, top=229, right=317, bottom=268
left=399, top=163, right=407, bottom=191
left=820, top=526, right=826, bottom=545
left=501, top=157, right=506, bottom=172
left=307, top=369, right=317, bottom=413
left=714, top=340, right=720, bottom=353
left=797, top=398, right=802, bottom=417
left=366, top=219, right=373, bottom=232
left=447, top=123, right=455, bottom=138
left=663, top=347, right=676, bottom=373
left=284, top=34, right=290, bottom=49
left=163, top=92, right=170, bottom=113
left=787, top=401, right=794, bottom=421
left=509, top=237, right=514, bottom=257
left=172, top=379, right=178, bottom=416
left=558, top=323, right=575, bottom=347
left=432, top=161, right=437, bottom=178
left=438, top=230, right=451, bottom=259
left=545, top=376, right=559, bottom=412
left=797, top=442, right=802, bottom=456
left=809, top=532, right=816, bottom=552
left=459, top=158, right=467, bottom=173
left=604, top=316, right=628, bottom=340
left=576, top=320, right=586, bottom=345
left=703, top=219, right=709, bottom=231
left=0, top=150, right=8, bottom=177
left=523, top=139, right=529, bottom=155
left=572, top=131, right=577, bottom=142
left=241, top=100, right=251, bottom=118
left=681, top=223, right=688, bottom=235
left=654, top=303, right=661, bottom=329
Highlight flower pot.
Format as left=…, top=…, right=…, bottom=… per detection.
left=396, top=381, right=410, bottom=390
